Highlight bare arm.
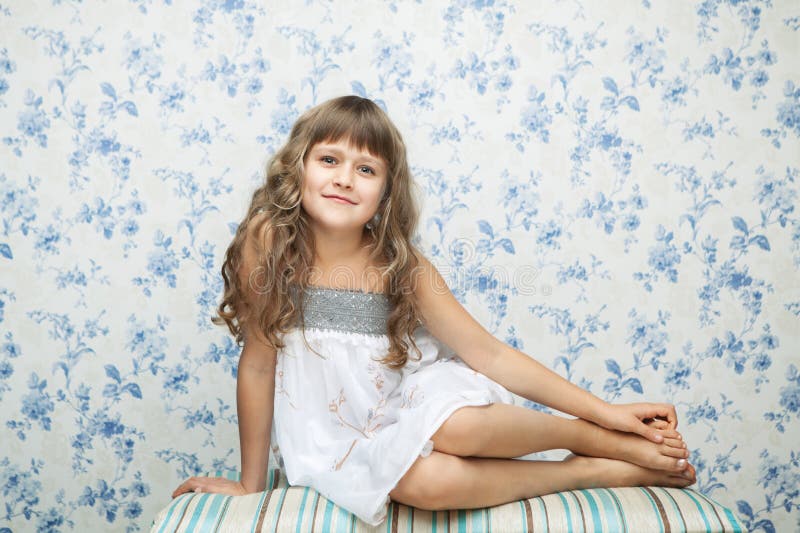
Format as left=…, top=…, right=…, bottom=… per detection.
left=237, top=335, right=276, bottom=493
left=232, top=211, right=277, bottom=492
left=173, top=213, right=277, bottom=497
left=412, top=254, right=676, bottom=442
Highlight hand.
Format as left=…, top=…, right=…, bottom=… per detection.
left=172, top=476, right=249, bottom=499
left=600, top=402, right=679, bottom=443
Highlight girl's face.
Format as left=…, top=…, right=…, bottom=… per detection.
left=301, top=139, right=388, bottom=235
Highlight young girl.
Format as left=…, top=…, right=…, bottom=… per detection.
left=172, top=95, right=696, bottom=526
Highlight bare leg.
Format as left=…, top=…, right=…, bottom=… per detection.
left=390, top=451, right=696, bottom=511
left=431, top=403, right=689, bottom=472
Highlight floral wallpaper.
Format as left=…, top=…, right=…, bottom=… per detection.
left=1, top=1, right=799, bottom=531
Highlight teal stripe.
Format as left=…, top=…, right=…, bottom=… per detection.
left=322, top=499, right=335, bottom=532
left=432, top=510, right=438, bottom=533
left=581, top=490, right=602, bottom=532
left=592, top=488, right=621, bottom=532
left=470, top=508, right=484, bottom=532
left=556, top=492, right=574, bottom=532
left=658, top=487, right=687, bottom=533
left=724, top=506, right=744, bottom=532
left=457, top=509, right=467, bottom=533
left=517, top=502, right=527, bottom=533
left=612, top=489, right=628, bottom=531
left=309, top=492, right=320, bottom=532
left=335, top=502, right=351, bottom=533
left=250, top=489, right=269, bottom=533
left=197, top=494, right=226, bottom=533
left=693, top=489, right=745, bottom=532
left=214, top=496, right=233, bottom=532
left=407, top=506, right=413, bottom=533
left=537, top=496, right=548, bottom=531
left=385, top=502, right=393, bottom=533
left=639, top=488, right=665, bottom=533
left=184, top=494, right=210, bottom=531
left=157, top=494, right=192, bottom=533
left=682, top=488, right=714, bottom=531
left=269, top=487, right=289, bottom=532
left=295, top=487, right=310, bottom=533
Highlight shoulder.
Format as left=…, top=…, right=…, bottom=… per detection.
left=408, top=250, right=456, bottom=325
left=238, top=210, right=276, bottom=348
left=238, top=210, right=274, bottom=301
left=239, top=210, right=274, bottom=274
left=409, top=250, right=449, bottom=298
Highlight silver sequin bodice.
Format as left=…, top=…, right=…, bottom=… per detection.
left=294, top=285, right=390, bottom=336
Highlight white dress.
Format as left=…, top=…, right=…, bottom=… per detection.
left=270, top=286, right=514, bottom=526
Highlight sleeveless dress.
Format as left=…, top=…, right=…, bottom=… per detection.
left=270, top=285, right=514, bottom=526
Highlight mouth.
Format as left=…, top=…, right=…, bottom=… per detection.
left=323, top=194, right=357, bottom=205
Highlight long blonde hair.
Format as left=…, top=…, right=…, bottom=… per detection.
left=213, top=96, right=422, bottom=369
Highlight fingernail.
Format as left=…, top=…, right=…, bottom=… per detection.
left=677, top=459, right=686, bottom=468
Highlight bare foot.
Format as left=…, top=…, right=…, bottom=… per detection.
left=645, top=417, right=687, bottom=453
left=581, top=423, right=690, bottom=474
left=565, top=454, right=696, bottom=489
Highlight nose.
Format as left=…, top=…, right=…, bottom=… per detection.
left=333, top=164, right=354, bottom=189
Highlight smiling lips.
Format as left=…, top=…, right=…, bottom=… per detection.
left=323, top=194, right=357, bottom=205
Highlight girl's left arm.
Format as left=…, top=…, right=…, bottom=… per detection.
left=413, top=254, right=676, bottom=443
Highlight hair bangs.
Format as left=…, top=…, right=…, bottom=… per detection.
left=305, top=99, right=397, bottom=166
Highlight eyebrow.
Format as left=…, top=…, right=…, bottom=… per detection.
left=311, top=144, right=386, bottom=168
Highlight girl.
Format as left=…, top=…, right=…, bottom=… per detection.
left=172, top=95, right=695, bottom=526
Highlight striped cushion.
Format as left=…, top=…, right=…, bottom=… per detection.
left=150, top=470, right=743, bottom=532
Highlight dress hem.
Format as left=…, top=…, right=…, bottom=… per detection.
left=363, top=390, right=510, bottom=526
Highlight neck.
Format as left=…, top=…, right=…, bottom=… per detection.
left=311, top=225, right=370, bottom=272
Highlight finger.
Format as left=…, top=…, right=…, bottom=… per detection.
left=653, top=404, right=678, bottom=429
left=645, top=418, right=670, bottom=430
left=172, top=483, right=192, bottom=499
left=638, top=423, right=665, bottom=443
left=638, top=404, right=676, bottom=428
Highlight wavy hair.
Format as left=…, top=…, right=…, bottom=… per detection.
left=213, top=95, right=422, bottom=369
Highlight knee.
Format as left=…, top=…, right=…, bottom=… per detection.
left=431, top=405, right=489, bottom=457
left=389, top=452, right=467, bottom=510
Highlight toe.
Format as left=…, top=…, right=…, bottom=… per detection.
left=661, top=445, right=689, bottom=459
left=663, top=437, right=685, bottom=449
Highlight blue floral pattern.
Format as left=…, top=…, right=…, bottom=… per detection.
left=1, top=1, right=798, bottom=531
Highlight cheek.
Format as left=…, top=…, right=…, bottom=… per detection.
left=369, top=178, right=388, bottom=203
left=364, top=186, right=385, bottom=210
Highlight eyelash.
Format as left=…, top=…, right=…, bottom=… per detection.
left=319, top=156, right=375, bottom=175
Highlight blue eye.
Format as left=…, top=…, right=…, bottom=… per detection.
left=359, top=166, right=375, bottom=175
left=321, top=156, right=336, bottom=164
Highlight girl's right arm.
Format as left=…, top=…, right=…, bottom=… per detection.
left=237, top=334, right=277, bottom=493
left=172, top=213, right=277, bottom=497
left=171, top=335, right=276, bottom=498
